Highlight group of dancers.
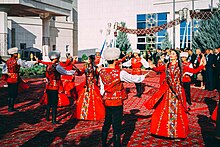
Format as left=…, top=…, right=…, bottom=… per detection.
left=1, top=46, right=220, bottom=147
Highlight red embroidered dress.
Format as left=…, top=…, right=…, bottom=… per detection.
left=74, top=64, right=105, bottom=120
left=145, top=63, right=204, bottom=139
left=60, top=59, right=76, bottom=97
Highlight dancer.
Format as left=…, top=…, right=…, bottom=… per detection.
left=122, top=49, right=149, bottom=98
left=180, top=52, right=195, bottom=106
left=36, top=51, right=76, bottom=124
left=60, top=53, right=78, bottom=98
left=99, top=47, right=148, bottom=147
left=145, top=50, right=206, bottom=140
left=3, top=47, right=36, bottom=112
left=73, top=55, right=105, bottom=121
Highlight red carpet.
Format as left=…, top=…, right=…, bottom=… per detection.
left=0, top=66, right=220, bottom=147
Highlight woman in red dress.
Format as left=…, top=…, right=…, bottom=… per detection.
left=60, top=54, right=78, bottom=98
left=73, top=55, right=105, bottom=120
left=145, top=50, right=206, bottom=139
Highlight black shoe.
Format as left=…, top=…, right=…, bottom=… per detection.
left=113, top=134, right=121, bottom=147
left=52, top=120, right=59, bottom=124
left=134, top=94, right=141, bottom=98
left=8, top=108, right=18, bottom=112
left=101, top=132, right=108, bottom=147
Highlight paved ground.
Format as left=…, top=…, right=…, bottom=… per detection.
left=0, top=65, right=220, bottom=147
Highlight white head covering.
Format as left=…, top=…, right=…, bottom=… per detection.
left=96, top=48, right=101, bottom=53
left=8, top=47, right=18, bottom=55
left=48, top=50, right=61, bottom=60
left=60, top=57, right=67, bottom=62
left=103, top=47, right=120, bottom=60
left=180, top=52, right=189, bottom=58
left=132, top=49, right=140, bottom=54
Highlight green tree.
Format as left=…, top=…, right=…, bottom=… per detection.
left=116, top=22, right=131, bottom=52
left=192, top=12, right=220, bottom=51
left=81, top=54, right=88, bottom=61
left=161, top=32, right=172, bottom=50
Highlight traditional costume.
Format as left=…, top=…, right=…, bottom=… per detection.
left=38, top=51, right=75, bottom=124
left=73, top=55, right=105, bottom=121
left=60, top=54, right=77, bottom=98
left=181, top=52, right=194, bottom=105
left=145, top=61, right=204, bottom=139
left=100, top=47, right=146, bottom=147
left=122, top=49, right=149, bottom=97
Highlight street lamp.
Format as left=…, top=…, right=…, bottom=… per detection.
left=183, top=8, right=188, bottom=20
left=178, top=9, right=183, bottom=20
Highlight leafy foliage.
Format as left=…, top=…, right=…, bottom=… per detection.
left=19, top=64, right=46, bottom=76
left=81, top=54, right=88, bottom=62
left=192, top=12, right=220, bottom=51
left=161, top=32, right=172, bottom=50
left=116, top=22, right=132, bottom=52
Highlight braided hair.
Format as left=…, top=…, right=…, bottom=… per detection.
left=166, top=49, right=183, bottom=85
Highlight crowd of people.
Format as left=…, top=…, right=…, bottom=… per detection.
left=0, top=45, right=220, bottom=146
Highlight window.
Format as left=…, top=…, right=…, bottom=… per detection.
left=137, top=14, right=146, bottom=21
left=137, top=44, right=146, bottom=50
left=20, top=43, right=26, bottom=50
left=52, top=45, right=56, bottom=51
left=179, top=20, right=197, bottom=48
left=137, top=22, right=146, bottom=29
left=11, top=28, right=15, bottom=47
left=137, top=12, right=168, bottom=50
left=66, top=16, right=69, bottom=22
left=66, top=45, right=69, bottom=52
left=138, top=38, right=145, bottom=43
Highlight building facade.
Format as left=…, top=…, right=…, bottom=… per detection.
left=0, top=0, right=78, bottom=60
left=78, top=0, right=218, bottom=53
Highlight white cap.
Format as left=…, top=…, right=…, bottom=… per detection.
left=8, top=47, right=18, bottom=55
left=103, top=47, right=121, bottom=60
left=96, top=48, right=101, bottom=52
left=132, top=49, right=140, bottom=54
left=180, top=52, right=188, bottom=58
left=48, top=50, right=61, bottom=60
left=60, top=56, right=67, bottom=62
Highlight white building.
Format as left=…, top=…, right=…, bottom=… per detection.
left=0, top=0, right=78, bottom=60
left=78, top=0, right=219, bottom=53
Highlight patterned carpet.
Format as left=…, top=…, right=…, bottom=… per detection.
left=0, top=66, right=220, bottom=147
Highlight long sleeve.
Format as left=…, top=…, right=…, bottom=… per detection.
left=100, top=77, right=105, bottom=96
left=185, top=65, right=204, bottom=74
left=152, top=64, right=166, bottom=72
left=184, top=63, right=193, bottom=76
left=120, top=70, right=145, bottom=83
left=38, top=60, right=52, bottom=65
left=141, top=58, right=149, bottom=68
left=17, top=59, right=35, bottom=68
left=56, top=64, right=75, bottom=75
left=122, top=59, right=131, bottom=67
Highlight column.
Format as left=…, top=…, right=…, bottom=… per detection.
left=0, top=11, right=8, bottom=56
left=40, top=13, right=51, bottom=61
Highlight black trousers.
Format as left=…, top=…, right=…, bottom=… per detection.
left=8, top=83, right=18, bottom=98
left=183, top=82, right=191, bottom=105
left=46, top=90, right=58, bottom=123
left=135, top=83, right=142, bottom=96
left=46, top=90, right=58, bottom=106
left=102, top=106, right=123, bottom=135
left=7, top=83, right=18, bottom=110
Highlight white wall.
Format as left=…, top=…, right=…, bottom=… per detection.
left=8, top=16, right=74, bottom=57
left=78, top=0, right=219, bottom=50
